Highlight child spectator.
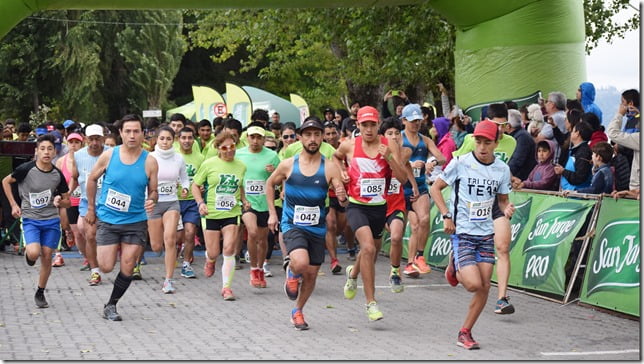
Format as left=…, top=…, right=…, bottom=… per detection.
left=514, top=140, right=559, bottom=191
left=576, top=142, right=614, bottom=194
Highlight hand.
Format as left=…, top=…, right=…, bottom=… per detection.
left=198, top=202, right=208, bottom=217
left=511, top=176, right=522, bottom=189
left=553, top=164, right=564, bottom=175
left=383, top=90, right=392, bottom=102
left=85, top=209, right=96, bottom=225
left=411, top=160, right=425, bottom=169
left=463, top=116, right=472, bottom=125
left=411, top=186, right=419, bottom=202
left=268, top=212, right=279, bottom=233
left=265, top=164, right=275, bottom=173
left=11, top=204, right=21, bottom=219
left=518, top=182, right=525, bottom=190
left=398, top=91, right=408, bottom=100
left=242, top=199, right=251, bottom=211
left=425, top=160, right=437, bottom=174
left=504, top=203, right=515, bottom=219
left=144, top=199, right=155, bottom=214
left=377, top=144, right=390, bottom=159
left=340, top=170, right=350, bottom=184
left=619, top=103, right=628, bottom=116
left=443, top=218, right=455, bottom=235
left=437, top=82, right=447, bottom=94
left=547, top=116, right=556, bottom=127
left=53, top=195, right=62, bottom=208
left=181, top=188, right=188, bottom=199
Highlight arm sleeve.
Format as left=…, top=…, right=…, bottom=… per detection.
left=606, top=113, right=640, bottom=151
left=577, top=172, right=603, bottom=194
left=441, top=93, right=451, bottom=118
left=438, top=156, right=460, bottom=185
left=497, top=165, right=512, bottom=194
left=524, top=166, right=558, bottom=190
left=11, top=161, right=34, bottom=183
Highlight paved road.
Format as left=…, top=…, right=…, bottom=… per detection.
left=0, top=249, right=639, bottom=360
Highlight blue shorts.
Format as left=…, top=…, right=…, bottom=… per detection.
left=404, top=187, right=429, bottom=211
left=451, top=233, right=495, bottom=270
left=22, top=217, right=62, bottom=250
left=180, top=200, right=201, bottom=225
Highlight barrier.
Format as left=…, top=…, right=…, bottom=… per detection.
left=381, top=189, right=639, bottom=315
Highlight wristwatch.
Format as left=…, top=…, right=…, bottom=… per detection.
left=442, top=212, right=453, bottom=220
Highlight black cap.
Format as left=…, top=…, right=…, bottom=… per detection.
left=298, top=119, right=324, bottom=133
left=324, top=107, right=334, bottom=114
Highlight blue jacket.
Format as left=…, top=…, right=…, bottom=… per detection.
left=579, top=82, right=603, bottom=125
left=577, top=164, right=613, bottom=194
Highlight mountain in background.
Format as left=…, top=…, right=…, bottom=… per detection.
left=595, top=86, right=622, bottom=127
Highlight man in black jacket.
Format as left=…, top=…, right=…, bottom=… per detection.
left=554, top=121, right=593, bottom=191
left=507, top=109, right=536, bottom=181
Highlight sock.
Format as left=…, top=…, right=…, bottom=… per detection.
left=291, top=307, right=302, bottom=315
left=287, top=265, right=302, bottom=279
left=108, top=271, right=133, bottom=305
left=391, top=264, right=400, bottom=269
left=91, top=267, right=100, bottom=274
left=36, top=287, right=45, bottom=296
left=460, top=327, right=471, bottom=334
left=183, top=261, right=190, bottom=267
left=416, top=250, right=424, bottom=259
left=222, top=255, right=235, bottom=288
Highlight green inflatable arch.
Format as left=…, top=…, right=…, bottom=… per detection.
left=0, top=0, right=586, bottom=109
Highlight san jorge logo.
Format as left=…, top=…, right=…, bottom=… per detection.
left=586, top=220, right=640, bottom=296
left=509, top=197, right=532, bottom=252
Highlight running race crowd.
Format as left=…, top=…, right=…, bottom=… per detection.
left=1, top=82, right=639, bottom=350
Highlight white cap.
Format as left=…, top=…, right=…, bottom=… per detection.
left=85, top=124, right=104, bottom=137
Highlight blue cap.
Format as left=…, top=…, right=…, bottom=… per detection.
left=63, top=119, right=75, bottom=129
left=401, top=104, right=423, bottom=121
left=35, top=128, right=47, bottom=136
left=50, top=131, right=63, bottom=152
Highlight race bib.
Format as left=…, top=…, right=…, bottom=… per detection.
left=468, top=198, right=494, bottom=222
left=84, top=173, right=103, bottom=190
left=360, top=178, right=385, bottom=198
left=29, top=190, right=51, bottom=209
left=71, top=186, right=82, bottom=198
left=413, top=167, right=422, bottom=178
left=245, top=180, right=266, bottom=195
left=158, top=182, right=176, bottom=196
left=105, top=188, right=131, bottom=212
left=293, top=205, right=320, bottom=226
left=215, top=194, right=237, bottom=211
left=388, top=178, right=401, bottom=195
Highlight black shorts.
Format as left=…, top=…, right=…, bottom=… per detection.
left=404, top=189, right=429, bottom=212
left=205, top=216, right=239, bottom=231
left=492, top=195, right=504, bottom=220
left=67, top=206, right=79, bottom=225
left=346, top=202, right=387, bottom=239
left=243, top=209, right=269, bottom=228
left=96, top=220, right=148, bottom=246
left=386, top=210, right=405, bottom=226
left=283, top=228, right=325, bottom=266
left=328, top=197, right=346, bottom=213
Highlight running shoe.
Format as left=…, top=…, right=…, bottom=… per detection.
left=457, top=329, right=480, bottom=350
left=389, top=271, right=404, bottom=293
left=140, top=256, right=147, bottom=265
left=250, top=269, right=262, bottom=288
left=263, top=262, right=273, bottom=277
left=103, top=303, right=122, bottom=321
left=445, top=252, right=458, bottom=287
left=221, top=287, right=236, bottom=301
left=258, top=269, right=267, bottom=288
left=290, top=308, right=309, bottom=330
left=52, top=254, right=65, bottom=267
left=25, top=253, right=36, bottom=267
left=412, top=255, right=432, bottom=274
left=204, top=259, right=216, bottom=278
left=347, top=249, right=356, bottom=261
left=34, top=292, right=48, bottom=308
left=181, top=264, right=196, bottom=279
left=162, top=280, right=176, bottom=294
left=80, top=259, right=90, bottom=271
left=343, top=265, right=357, bottom=300
left=402, top=262, right=420, bottom=278
left=284, top=266, right=300, bottom=301
left=366, top=301, right=383, bottom=321
left=132, top=264, right=142, bottom=280
left=330, top=258, right=342, bottom=275
left=88, top=272, right=102, bottom=286
left=494, top=296, right=515, bottom=314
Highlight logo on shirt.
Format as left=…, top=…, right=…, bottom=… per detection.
left=216, top=174, right=240, bottom=194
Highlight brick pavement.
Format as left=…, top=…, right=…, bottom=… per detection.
left=0, top=250, right=639, bottom=360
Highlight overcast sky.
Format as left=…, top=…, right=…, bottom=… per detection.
left=585, top=1, right=640, bottom=91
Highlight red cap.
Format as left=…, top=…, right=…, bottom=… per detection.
left=357, top=106, right=379, bottom=124
left=473, top=120, right=498, bottom=141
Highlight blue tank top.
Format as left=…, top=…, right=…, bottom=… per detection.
left=281, top=154, right=328, bottom=237
left=402, top=130, right=429, bottom=195
left=97, top=146, right=149, bottom=224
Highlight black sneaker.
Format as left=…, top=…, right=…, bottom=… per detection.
left=103, top=304, right=122, bottom=321
left=34, top=292, right=48, bottom=308
left=26, top=253, right=36, bottom=266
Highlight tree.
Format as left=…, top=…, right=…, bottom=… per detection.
left=584, top=0, right=640, bottom=53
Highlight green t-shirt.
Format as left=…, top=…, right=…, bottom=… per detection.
left=173, top=140, right=201, bottom=156
left=197, top=137, right=214, bottom=157
left=283, top=141, right=336, bottom=159
left=452, top=133, right=517, bottom=164
left=236, top=146, right=280, bottom=212
left=178, top=149, right=205, bottom=201
left=193, top=156, right=246, bottom=219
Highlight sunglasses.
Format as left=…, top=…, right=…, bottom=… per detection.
left=219, top=144, right=236, bottom=152
left=266, top=146, right=277, bottom=150
left=283, top=134, right=296, bottom=140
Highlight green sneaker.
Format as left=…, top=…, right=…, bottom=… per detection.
left=132, top=263, right=142, bottom=280
left=366, top=301, right=383, bottom=321
left=389, top=268, right=404, bottom=293
left=344, top=265, right=357, bottom=300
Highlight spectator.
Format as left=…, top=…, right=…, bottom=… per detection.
left=582, top=112, right=608, bottom=147
left=606, top=96, right=640, bottom=192
left=382, top=90, right=410, bottom=119
left=575, top=142, right=614, bottom=194
left=341, top=102, right=359, bottom=138
left=545, top=91, right=568, bottom=134
left=433, top=117, right=456, bottom=168
left=507, top=109, right=536, bottom=181
left=577, top=82, right=603, bottom=124
left=514, top=140, right=559, bottom=191
left=450, top=114, right=470, bottom=149
left=555, top=121, right=593, bottom=191
left=323, top=108, right=335, bottom=123
left=611, top=143, right=631, bottom=192
left=566, top=99, right=583, bottom=113
left=519, top=104, right=530, bottom=129
left=335, top=109, right=349, bottom=127
left=16, top=123, right=32, bottom=141
left=527, top=103, right=555, bottom=146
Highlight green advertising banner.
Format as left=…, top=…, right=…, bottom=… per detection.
left=580, top=198, right=640, bottom=317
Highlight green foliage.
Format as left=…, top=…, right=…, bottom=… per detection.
left=584, top=0, right=640, bottom=53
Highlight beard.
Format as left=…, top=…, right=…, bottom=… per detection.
left=304, top=143, right=320, bottom=155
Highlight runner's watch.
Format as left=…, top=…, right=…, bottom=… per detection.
left=442, top=212, right=453, bottom=220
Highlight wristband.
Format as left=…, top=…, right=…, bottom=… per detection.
left=426, top=156, right=437, bottom=165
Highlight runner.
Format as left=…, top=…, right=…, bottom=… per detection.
left=74, top=124, right=109, bottom=285
left=176, top=126, right=204, bottom=279
left=452, top=103, right=517, bottom=314
left=85, top=114, right=158, bottom=321
left=380, top=117, right=418, bottom=293
left=430, top=120, right=515, bottom=349
left=192, top=131, right=250, bottom=301
left=334, top=106, right=408, bottom=321
left=266, top=118, right=348, bottom=330
left=236, top=126, right=280, bottom=288
left=2, top=133, right=71, bottom=308
left=148, top=126, right=190, bottom=293
left=399, top=103, right=446, bottom=278
left=322, top=121, right=345, bottom=274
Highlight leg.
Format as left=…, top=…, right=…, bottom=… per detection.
left=82, top=217, right=99, bottom=270
left=494, top=216, right=511, bottom=300
left=458, top=263, right=493, bottom=330
left=162, top=211, right=180, bottom=279
left=182, top=222, right=196, bottom=264
left=241, top=212, right=261, bottom=268
left=354, top=226, right=377, bottom=303
left=388, top=218, right=404, bottom=267
left=147, top=218, right=164, bottom=253
left=406, top=210, right=419, bottom=265
left=38, top=246, right=54, bottom=288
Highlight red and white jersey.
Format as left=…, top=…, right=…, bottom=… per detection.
left=347, top=136, right=391, bottom=205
